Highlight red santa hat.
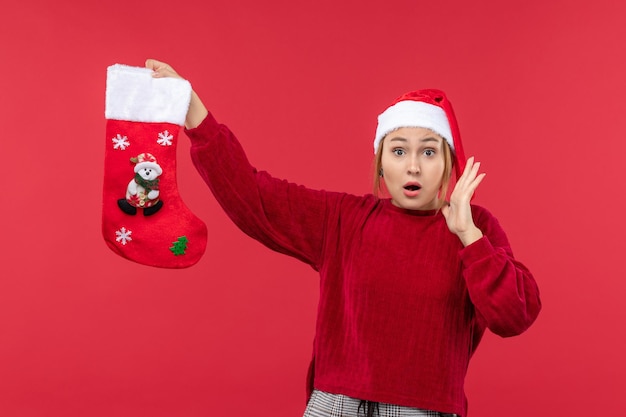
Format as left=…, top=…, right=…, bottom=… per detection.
left=374, top=89, right=466, bottom=179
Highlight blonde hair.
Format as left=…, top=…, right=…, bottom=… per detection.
left=373, top=135, right=454, bottom=210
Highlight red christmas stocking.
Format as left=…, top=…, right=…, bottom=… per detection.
left=102, top=64, right=207, bottom=268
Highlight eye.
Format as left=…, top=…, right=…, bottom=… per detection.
left=424, top=149, right=436, bottom=157
left=392, top=148, right=406, bottom=156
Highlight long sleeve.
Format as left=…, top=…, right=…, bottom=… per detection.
left=185, top=112, right=339, bottom=270
left=460, top=206, right=542, bottom=337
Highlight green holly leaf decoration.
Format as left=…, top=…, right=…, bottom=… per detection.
left=169, top=236, right=189, bottom=256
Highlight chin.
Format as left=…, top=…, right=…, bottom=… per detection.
left=392, top=198, right=438, bottom=211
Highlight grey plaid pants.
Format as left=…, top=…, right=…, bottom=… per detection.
left=303, top=390, right=458, bottom=417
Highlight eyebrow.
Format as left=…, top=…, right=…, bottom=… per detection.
left=388, top=136, right=441, bottom=143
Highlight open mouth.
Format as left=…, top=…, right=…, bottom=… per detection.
left=404, top=184, right=421, bottom=191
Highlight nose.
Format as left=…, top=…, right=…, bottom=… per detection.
left=407, top=155, right=420, bottom=175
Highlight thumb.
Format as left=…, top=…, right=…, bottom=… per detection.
left=145, top=58, right=161, bottom=70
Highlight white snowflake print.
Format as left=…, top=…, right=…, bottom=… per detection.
left=115, top=227, right=133, bottom=245
left=157, top=130, right=174, bottom=146
left=112, top=134, right=130, bottom=150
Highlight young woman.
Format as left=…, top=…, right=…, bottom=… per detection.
left=145, top=59, right=541, bottom=417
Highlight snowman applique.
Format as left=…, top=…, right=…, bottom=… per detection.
left=118, top=152, right=164, bottom=216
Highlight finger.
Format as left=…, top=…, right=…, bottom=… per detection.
left=474, top=172, right=486, bottom=186
left=460, top=159, right=482, bottom=188
left=467, top=161, right=481, bottom=182
left=456, top=156, right=475, bottom=187
left=152, top=66, right=170, bottom=76
left=145, top=59, right=176, bottom=78
left=462, top=156, right=475, bottom=177
left=146, top=60, right=164, bottom=77
left=145, top=59, right=171, bottom=70
left=450, top=169, right=484, bottom=204
left=145, top=59, right=163, bottom=70
left=466, top=172, right=486, bottom=196
left=152, top=67, right=170, bottom=78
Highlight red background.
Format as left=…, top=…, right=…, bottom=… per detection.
left=2, top=1, right=625, bottom=416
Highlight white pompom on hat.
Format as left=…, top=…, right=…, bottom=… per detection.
left=374, top=89, right=466, bottom=179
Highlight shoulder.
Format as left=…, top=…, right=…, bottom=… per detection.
left=470, top=204, right=512, bottom=247
left=470, top=204, right=504, bottom=231
left=470, top=204, right=495, bottom=220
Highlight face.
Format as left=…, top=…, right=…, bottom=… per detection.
left=380, top=127, right=446, bottom=211
left=138, top=167, right=159, bottom=180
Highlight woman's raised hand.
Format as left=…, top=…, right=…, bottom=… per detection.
left=145, top=58, right=208, bottom=129
left=441, top=156, right=486, bottom=247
